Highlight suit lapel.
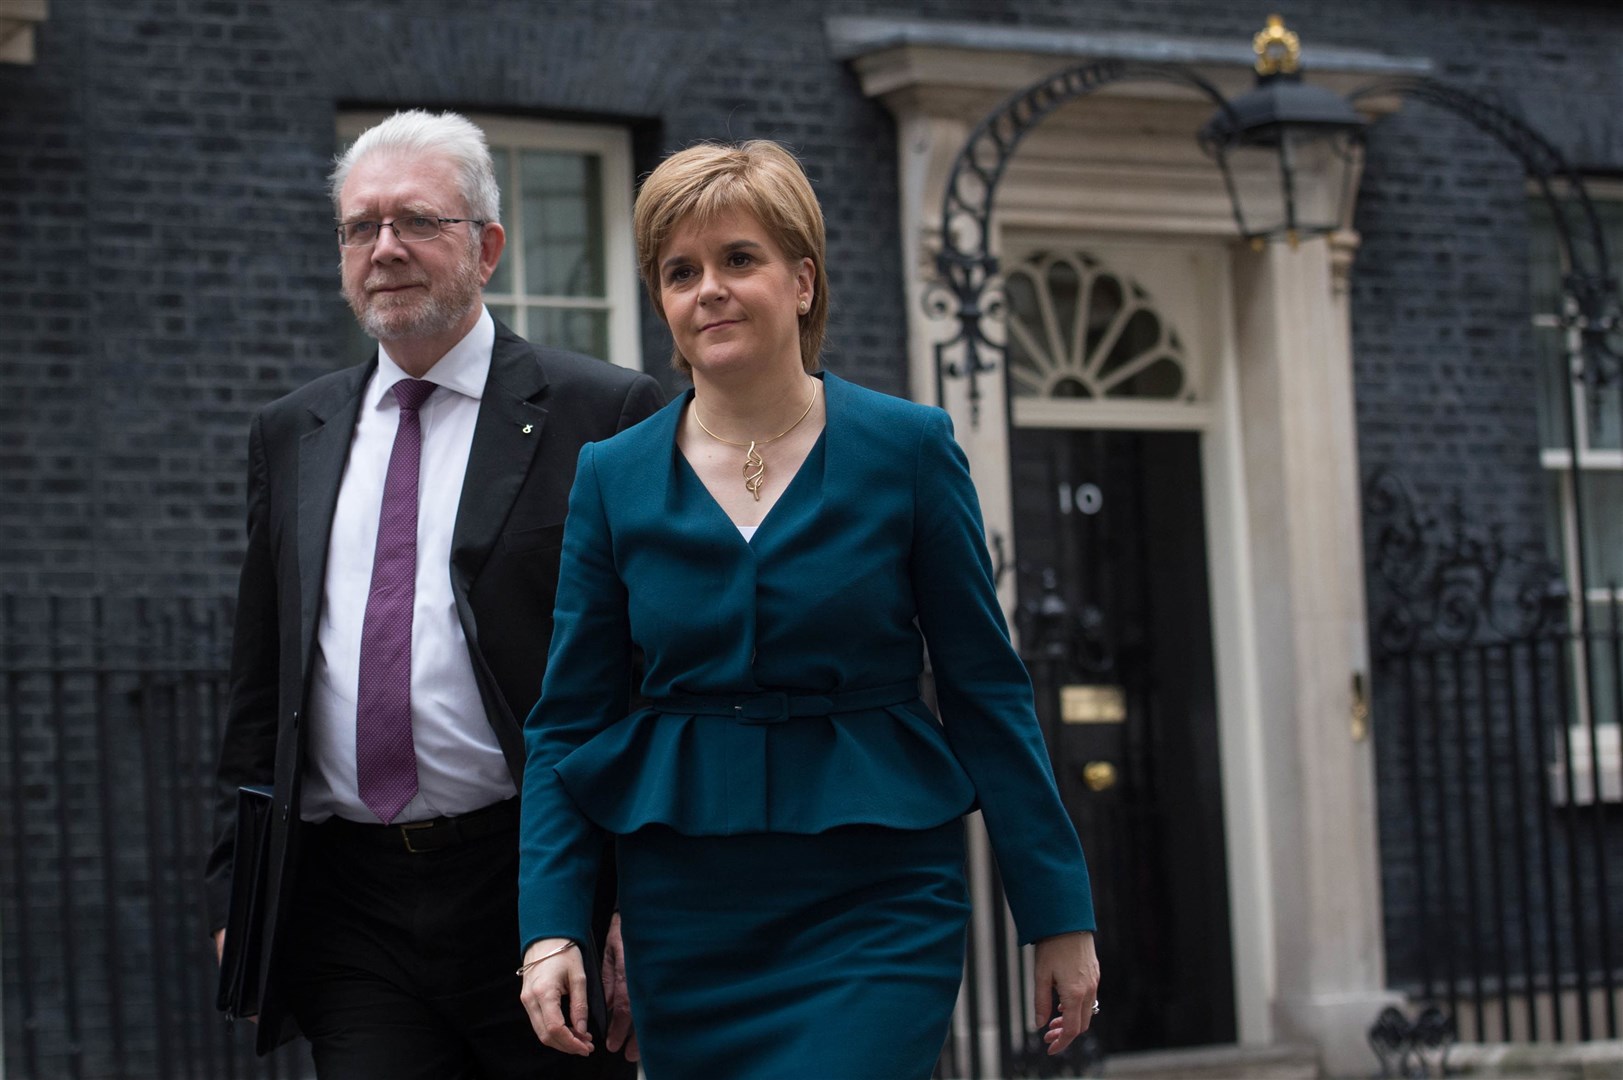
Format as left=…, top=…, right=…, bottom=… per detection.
left=296, top=362, right=372, bottom=678
left=450, top=324, right=548, bottom=591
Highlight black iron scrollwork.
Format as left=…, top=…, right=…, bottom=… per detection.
left=1369, top=1005, right=1455, bottom=1079
left=1350, top=79, right=1619, bottom=398
left=927, top=61, right=1237, bottom=426
left=1365, top=468, right=1564, bottom=653
left=924, top=63, right=1621, bottom=444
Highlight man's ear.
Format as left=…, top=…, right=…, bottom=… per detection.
left=479, top=222, right=507, bottom=286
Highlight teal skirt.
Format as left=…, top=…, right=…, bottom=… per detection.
left=616, top=820, right=969, bottom=1080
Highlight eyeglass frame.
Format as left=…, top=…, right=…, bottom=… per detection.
left=334, top=216, right=489, bottom=247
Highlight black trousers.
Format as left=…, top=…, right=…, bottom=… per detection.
left=284, top=804, right=631, bottom=1080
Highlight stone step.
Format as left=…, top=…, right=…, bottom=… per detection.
left=1101, top=1042, right=1322, bottom=1079
left=1442, top=1040, right=1623, bottom=1079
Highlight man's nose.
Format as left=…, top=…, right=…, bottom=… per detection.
left=370, top=223, right=410, bottom=262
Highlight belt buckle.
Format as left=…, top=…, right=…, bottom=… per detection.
left=400, top=820, right=437, bottom=854
left=736, top=691, right=790, bottom=724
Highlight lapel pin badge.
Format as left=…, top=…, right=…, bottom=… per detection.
left=521, top=423, right=533, bottom=435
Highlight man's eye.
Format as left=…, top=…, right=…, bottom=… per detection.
left=406, top=216, right=436, bottom=230
left=350, top=221, right=379, bottom=238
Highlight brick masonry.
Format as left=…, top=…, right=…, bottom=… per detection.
left=2, top=0, right=1622, bottom=1072
left=4, top=0, right=1621, bottom=597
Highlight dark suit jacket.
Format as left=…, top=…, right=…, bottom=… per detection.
left=205, top=320, right=664, bottom=1054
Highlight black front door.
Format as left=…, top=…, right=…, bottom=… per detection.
left=1010, top=426, right=1235, bottom=1052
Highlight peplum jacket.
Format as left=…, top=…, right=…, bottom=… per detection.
left=517, top=371, right=1094, bottom=953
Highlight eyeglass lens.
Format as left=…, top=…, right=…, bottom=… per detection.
left=338, top=217, right=446, bottom=246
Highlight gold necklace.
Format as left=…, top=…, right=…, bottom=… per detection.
left=691, top=379, right=821, bottom=501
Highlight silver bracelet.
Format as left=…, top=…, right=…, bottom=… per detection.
left=516, top=939, right=578, bottom=976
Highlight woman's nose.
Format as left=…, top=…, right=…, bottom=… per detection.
left=699, top=266, right=727, bottom=304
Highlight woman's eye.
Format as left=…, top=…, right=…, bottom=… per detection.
left=666, top=266, right=694, bottom=284
left=727, top=252, right=753, bottom=267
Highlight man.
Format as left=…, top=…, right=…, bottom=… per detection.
left=204, top=109, right=662, bottom=1078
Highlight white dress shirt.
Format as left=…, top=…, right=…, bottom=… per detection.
left=303, top=307, right=516, bottom=823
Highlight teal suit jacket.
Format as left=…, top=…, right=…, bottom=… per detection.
left=519, top=371, right=1093, bottom=950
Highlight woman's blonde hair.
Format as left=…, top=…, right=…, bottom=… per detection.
left=633, top=140, right=829, bottom=373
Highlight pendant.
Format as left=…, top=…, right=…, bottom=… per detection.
left=743, top=442, right=765, bottom=501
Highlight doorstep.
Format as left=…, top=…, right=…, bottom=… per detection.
left=1442, top=1040, right=1623, bottom=1079
left=1100, top=1042, right=1321, bottom=1079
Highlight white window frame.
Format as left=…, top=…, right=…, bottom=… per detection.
left=336, top=111, right=642, bottom=371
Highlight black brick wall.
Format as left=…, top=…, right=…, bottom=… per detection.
left=6, top=0, right=1621, bottom=597
left=3, top=0, right=1623, bottom=1073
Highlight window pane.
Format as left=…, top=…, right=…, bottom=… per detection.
left=1579, top=471, right=1623, bottom=589
left=487, top=147, right=514, bottom=296
left=522, top=151, right=605, bottom=298
left=1528, top=199, right=1566, bottom=315
left=1535, top=326, right=1572, bottom=451
left=1545, top=470, right=1623, bottom=590
left=1589, top=383, right=1623, bottom=452
left=487, top=302, right=517, bottom=332
left=530, top=307, right=608, bottom=360
left=1579, top=600, right=1620, bottom=730
left=1546, top=469, right=1569, bottom=578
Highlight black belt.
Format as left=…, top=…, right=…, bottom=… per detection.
left=651, top=680, right=919, bottom=725
left=319, top=796, right=520, bottom=855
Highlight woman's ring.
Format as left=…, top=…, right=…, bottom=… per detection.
left=1091, top=1000, right=1101, bottom=1015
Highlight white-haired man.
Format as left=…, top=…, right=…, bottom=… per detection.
left=205, top=109, right=660, bottom=1078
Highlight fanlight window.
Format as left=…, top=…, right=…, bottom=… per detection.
left=1004, top=251, right=1191, bottom=402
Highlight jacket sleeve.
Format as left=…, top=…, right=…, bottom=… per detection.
left=617, top=373, right=666, bottom=433
left=203, top=411, right=281, bottom=931
left=910, top=409, right=1096, bottom=943
left=518, top=442, right=632, bottom=950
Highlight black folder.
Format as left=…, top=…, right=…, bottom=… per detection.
left=215, top=784, right=274, bottom=1020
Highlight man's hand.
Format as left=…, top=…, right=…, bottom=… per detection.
left=601, top=913, right=639, bottom=1061
left=212, top=927, right=258, bottom=1024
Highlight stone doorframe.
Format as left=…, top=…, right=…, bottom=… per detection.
left=830, top=16, right=1430, bottom=1076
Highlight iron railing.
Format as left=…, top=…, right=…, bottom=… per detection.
left=2, top=595, right=1078, bottom=1079
left=1370, top=473, right=1623, bottom=1046
left=0, top=594, right=314, bottom=1080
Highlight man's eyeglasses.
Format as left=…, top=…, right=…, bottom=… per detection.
left=335, top=216, right=487, bottom=247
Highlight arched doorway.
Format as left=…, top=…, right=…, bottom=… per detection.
left=841, top=17, right=1413, bottom=1074
left=1005, top=239, right=1236, bottom=1050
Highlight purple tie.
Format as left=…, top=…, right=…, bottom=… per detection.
left=356, top=378, right=437, bottom=823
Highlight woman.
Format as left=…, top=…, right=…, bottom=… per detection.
left=518, top=140, right=1099, bottom=1079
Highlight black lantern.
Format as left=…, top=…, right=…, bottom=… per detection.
left=1198, top=15, right=1367, bottom=248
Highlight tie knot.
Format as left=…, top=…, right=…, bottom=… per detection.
left=391, top=379, right=437, bottom=412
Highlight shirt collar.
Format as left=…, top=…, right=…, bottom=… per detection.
left=371, top=305, right=495, bottom=408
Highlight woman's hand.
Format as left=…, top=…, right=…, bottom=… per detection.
left=1033, top=930, right=1100, bottom=1056
left=519, top=938, right=594, bottom=1056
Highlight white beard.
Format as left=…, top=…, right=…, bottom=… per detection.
left=345, top=242, right=484, bottom=343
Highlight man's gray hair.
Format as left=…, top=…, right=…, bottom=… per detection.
left=329, top=110, right=501, bottom=224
